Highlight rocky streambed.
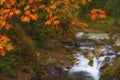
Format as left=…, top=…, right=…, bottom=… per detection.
left=43, top=30, right=120, bottom=80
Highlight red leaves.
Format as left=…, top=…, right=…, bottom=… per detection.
left=90, top=9, right=107, bottom=20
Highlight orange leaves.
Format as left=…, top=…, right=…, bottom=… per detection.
left=0, top=47, right=6, bottom=57
left=9, top=0, right=16, bottom=5
left=81, top=0, right=92, bottom=5
left=13, top=9, right=21, bottom=15
left=50, top=5, right=56, bottom=9
left=0, top=0, right=6, bottom=5
left=20, top=12, right=38, bottom=22
left=20, top=9, right=39, bottom=22
left=90, top=9, right=107, bottom=20
left=45, top=8, right=52, bottom=14
left=45, top=14, right=60, bottom=26
left=29, top=13, right=38, bottom=21
left=24, top=10, right=31, bottom=15
left=52, top=20, right=60, bottom=25
left=20, top=16, right=30, bottom=22
left=0, top=35, right=14, bottom=56
left=0, top=35, right=10, bottom=42
left=39, top=4, right=46, bottom=9
left=28, top=0, right=35, bottom=4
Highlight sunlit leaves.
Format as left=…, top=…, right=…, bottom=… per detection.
left=0, top=0, right=6, bottom=5
left=28, top=0, right=35, bottom=4
left=20, top=16, right=30, bottom=22
left=90, top=9, right=107, bottom=20
left=39, top=4, right=46, bottom=9
left=0, top=35, right=14, bottom=56
left=81, top=0, right=92, bottom=5
left=20, top=10, right=38, bottom=22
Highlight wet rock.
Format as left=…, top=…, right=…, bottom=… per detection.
left=88, top=60, right=93, bottom=66
left=46, top=64, right=65, bottom=77
left=104, top=57, right=110, bottom=62
left=116, top=52, right=120, bottom=56
left=61, top=41, right=74, bottom=46
left=74, top=41, right=81, bottom=47
left=100, top=48, right=115, bottom=56
left=100, top=63, right=109, bottom=70
left=69, top=71, right=95, bottom=80
left=31, top=74, right=41, bottom=80
left=85, top=32, right=110, bottom=42
left=114, top=37, right=120, bottom=46
left=76, top=32, right=84, bottom=39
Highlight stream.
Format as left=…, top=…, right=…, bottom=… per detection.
left=62, top=31, right=119, bottom=80
left=44, top=31, right=120, bottom=80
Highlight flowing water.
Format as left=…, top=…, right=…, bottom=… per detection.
left=69, top=51, right=116, bottom=80
left=50, top=32, right=118, bottom=80
left=65, top=32, right=116, bottom=80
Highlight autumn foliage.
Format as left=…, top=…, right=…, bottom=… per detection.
left=90, top=9, right=107, bottom=20
left=0, top=0, right=94, bottom=56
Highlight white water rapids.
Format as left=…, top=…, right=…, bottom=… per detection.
left=69, top=49, right=116, bottom=80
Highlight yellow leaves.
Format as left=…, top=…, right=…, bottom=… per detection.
left=24, top=5, right=30, bottom=11
left=99, top=14, right=106, bottom=19
left=50, top=5, right=56, bottom=9
left=45, top=14, right=60, bottom=26
left=45, top=20, right=51, bottom=25
left=0, top=35, right=14, bottom=56
left=81, top=0, right=86, bottom=5
left=0, top=0, right=6, bottom=5
left=90, top=9, right=107, bottom=20
left=20, top=16, right=30, bottom=23
left=91, top=9, right=97, bottom=14
left=88, top=0, right=92, bottom=2
left=20, top=12, right=38, bottom=22
left=81, top=0, right=92, bottom=5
